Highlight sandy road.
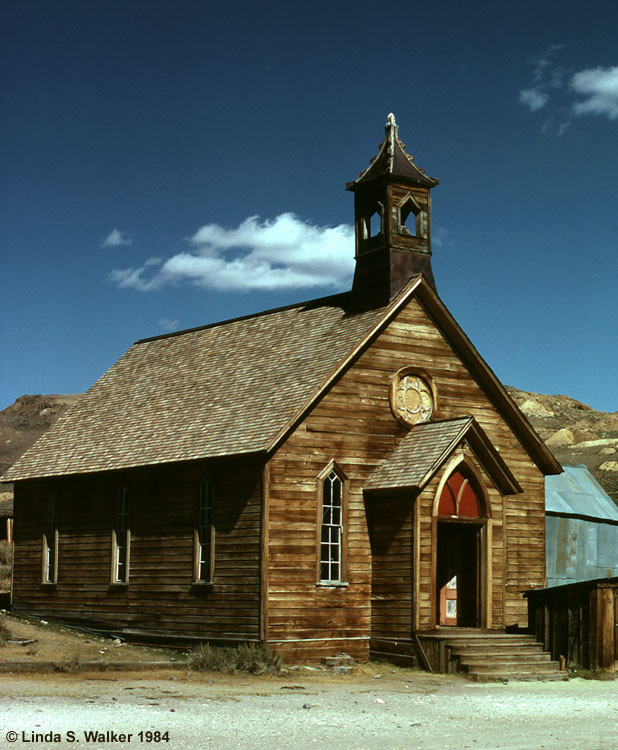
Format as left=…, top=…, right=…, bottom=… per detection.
left=0, top=669, right=617, bottom=750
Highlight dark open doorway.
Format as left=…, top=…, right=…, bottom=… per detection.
left=436, top=521, right=481, bottom=627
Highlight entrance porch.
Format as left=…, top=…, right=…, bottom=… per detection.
left=370, top=630, right=565, bottom=680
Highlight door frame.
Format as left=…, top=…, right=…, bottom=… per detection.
left=429, top=453, right=493, bottom=629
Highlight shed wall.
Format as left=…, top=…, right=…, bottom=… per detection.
left=546, top=515, right=618, bottom=587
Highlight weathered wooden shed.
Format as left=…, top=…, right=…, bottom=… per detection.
left=526, top=577, right=618, bottom=671
left=1, top=115, right=563, bottom=669
left=546, top=464, right=618, bottom=587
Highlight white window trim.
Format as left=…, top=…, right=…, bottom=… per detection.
left=193, top=475, right=215, bottom=584
left=316, top=462, right=348, bottom=586
left=111, top=486, right=130, bottom=584
left=42, top=491, right=58, bottom=584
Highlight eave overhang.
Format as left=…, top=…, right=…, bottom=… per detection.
left=412, top=281, right=563, bottom=476
left=267, top=274, right=562, bottom=478
left=365, top=416, right=521, bottom=496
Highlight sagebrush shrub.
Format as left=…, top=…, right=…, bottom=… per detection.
left=188, top=642, right=282, bottom=674
left=0, top=616, right=10, bottom=647
left=0, top=540, right=12, bottom=590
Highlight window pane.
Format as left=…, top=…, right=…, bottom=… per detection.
left=438, top=484, right=456, bottom=516
left=199, top=539, right=211, bottom=581
left=330, top=529, right=340, bottom=562
left=116, top=530, right=127, bottom=582
left=447, top=471, right=466, bottom=499
left=458, top=481, right=480, bottom=518
left=319, top=470, right=343, bottom=582
left=114, top=489, right=129, bottom=583
left=45, top=537, right=55, bottom=582
left=331, top=476, right=341, bottom=504
left=44, top=492, right=57, bottom=583
left=196, top=477, right=214, bottom=582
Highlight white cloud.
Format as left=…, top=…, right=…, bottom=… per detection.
left=519, top=45, right=565, bottom=114
left=571, top=66, right=618, bottom=119
left=432, top=227, right=451, bottom=248
left=519, top=49, right=618, bottom=128
left=110, top=213, right=355, bottom=293
left=102, top=229, right=132, bottom=248
left=519, top=88, right=549, bottom=112
left=158, top=318, right=179, bottom=332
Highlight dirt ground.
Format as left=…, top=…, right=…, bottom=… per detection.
left=2, top=614, right=618, bottom=750
left=2, top=668, right=618, bottom=749
left=0, top=612, right=184, bottom=667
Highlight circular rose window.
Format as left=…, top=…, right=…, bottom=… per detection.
left=391, top=371, right=434, bottom=426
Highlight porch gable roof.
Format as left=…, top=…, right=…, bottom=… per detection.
left=365, top=416, right=521, bottom=495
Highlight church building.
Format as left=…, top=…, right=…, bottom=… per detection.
left=2, top=115, right=562, bottom=668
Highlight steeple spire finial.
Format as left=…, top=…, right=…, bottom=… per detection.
left=347, top=115, right=440, bottom=304
left=385, top=113, right=398, bottom=172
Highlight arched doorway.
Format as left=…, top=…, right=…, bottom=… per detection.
left=434, top=464, right=488, bottom=627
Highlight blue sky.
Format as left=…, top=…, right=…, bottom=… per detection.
left=1, top=0, right=617, bottom=413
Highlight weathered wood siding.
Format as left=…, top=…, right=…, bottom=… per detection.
left=266, top=295, right=546, bottom=655
left=527, top=578, right=618, bottom=670
left=383, top=298, right=546, bottom=626
left=367, top=492, right=414, bottom=641
left=12, top=456, right=263, bottom=642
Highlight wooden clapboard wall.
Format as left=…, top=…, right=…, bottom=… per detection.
left=11, top=456, right=263, bottom=642
left=11, top=293, right=546, bottom=653
left=265, top=294, right=546, bottom=657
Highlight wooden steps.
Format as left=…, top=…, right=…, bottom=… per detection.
left=432, top=632, right=566, bottom=682
left=372, top=632, right=568, bottom=681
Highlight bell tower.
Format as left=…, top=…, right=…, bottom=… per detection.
left=347, top=114, right=439, bottom=303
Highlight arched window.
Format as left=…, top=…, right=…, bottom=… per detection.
left=317, top=465, right=347, bottom=584
left=437, top=469, right=482, bottom=519
left=194, top=475, right=215, bottom=583
left=112, top=486, right=130, bottom=583
left=368, top=209, right=381, bottom=238
left=360, top=202, right=384, bottom=244
left=42, top=490, right=58, bottom=583
left=399, top=194, right=426, bottom=238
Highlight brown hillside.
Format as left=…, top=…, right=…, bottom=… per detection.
left=506, top=386, right=618, bottom=502
left=0, top=395, right=82, bottom=511
left=0, top=389, right=616, bottom=504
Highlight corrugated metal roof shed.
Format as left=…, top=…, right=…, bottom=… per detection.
left=546, top=464, right=618, bottom=587
left=546, top=464, right=618, bottom=521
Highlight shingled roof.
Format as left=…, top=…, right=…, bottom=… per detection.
left=366, top=416, right=521, bottom=495
left=2, top=273, right=561, bottom=483
left=2, top=292, right=387, bottom=481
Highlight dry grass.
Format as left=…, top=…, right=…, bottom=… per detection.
left=0, top=616, right=10, bottom=647
left=0, top=540, right=11, bottom=591
left=188, top=643, right=283, bottom=674
left=0, top=613, right=187, bottom=665
left=53, top=651, right=85, bottom=673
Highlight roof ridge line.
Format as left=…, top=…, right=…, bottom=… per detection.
left=264, top=276, right=425, bottom=454
left=134, top=290, right=353, bottom=345
left=417, top=421, right=473, bottom=490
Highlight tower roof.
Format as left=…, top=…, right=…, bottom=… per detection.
left=346, top=113, right=439, bottom=191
